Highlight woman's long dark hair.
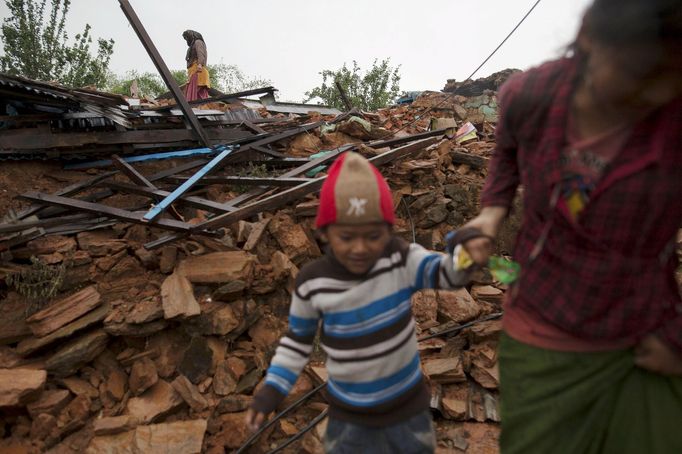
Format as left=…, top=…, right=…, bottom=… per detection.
left=572, top=0, right=682, bottom=68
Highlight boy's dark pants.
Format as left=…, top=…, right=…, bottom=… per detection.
left=323, top=410, right=436, bottom=454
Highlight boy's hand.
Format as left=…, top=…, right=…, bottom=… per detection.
left=245, top=408, right=267, bottom=433
left=634, top=335, right=682, bottom=376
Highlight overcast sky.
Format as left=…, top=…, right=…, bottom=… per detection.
left=0, top=0, right=593, bottom=101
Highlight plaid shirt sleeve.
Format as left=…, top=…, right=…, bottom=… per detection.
left=480, top=75, right=522, bottom=209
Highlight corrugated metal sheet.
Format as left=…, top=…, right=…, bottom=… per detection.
left=0, top=75, right=71, bottom=102
left=0, top=73, right=127, bottom=107
left=140, top=107, right=261, bottom=122
left=239, top=99, right=341, bottom=116
left=220, top=108, right=263, bottom=122
left=0, top=73, right=132, bottom=127
left=265, top=103, right=341, bottom=115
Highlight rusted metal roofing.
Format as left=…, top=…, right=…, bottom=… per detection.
left=239, top=99, right=341, bottom=116
left=0, top=73, right=128, bottom=108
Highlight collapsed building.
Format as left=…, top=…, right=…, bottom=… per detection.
left=0, top=3, right=526, bottom=453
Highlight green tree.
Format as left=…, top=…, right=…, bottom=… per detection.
left=106, top=70, right=167, bottom=99
left=170, top=68, right=189, bottom=88
left=304, top=59, right=401, bottom=111
left=210, top=63, right=271, bottom=93
left=107, top=63, right=271, bottom=99
left=1, top=0, right=114, bottom=88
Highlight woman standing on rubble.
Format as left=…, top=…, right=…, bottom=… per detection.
left=182, top=30, right=210, bottom=101
left=462, top=0, right=682, bottom=452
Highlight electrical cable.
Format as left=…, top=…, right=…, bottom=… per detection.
left=235, top=312, right=503, bottom=452
left=235, top=382, right=327, bottom=454
left=265, top=409, right=329, bottom=454
left=377, top=0, right=544, bottom=140
left=234, top=5, right=540, bottom=448
left=418, top=311, right=503, bottom=342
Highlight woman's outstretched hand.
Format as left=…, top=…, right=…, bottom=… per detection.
left=461, top=206, right=508, bottom=265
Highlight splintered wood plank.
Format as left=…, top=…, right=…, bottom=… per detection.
left=26, top=286, right=102, bottom=338
left=243, top=218, right=272, bottom=252
left=176, top=251, right=256, bottom=284
left=18, top=303, right=110, bottom=356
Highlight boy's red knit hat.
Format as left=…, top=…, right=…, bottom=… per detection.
left=315, top=152, right=395, bottom=228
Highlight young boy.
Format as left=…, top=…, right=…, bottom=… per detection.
left=246, top=152, right=476, bottom=453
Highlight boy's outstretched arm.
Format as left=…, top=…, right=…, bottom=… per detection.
left=407, top=228, right=487, bottom=290
left=246, top=288, right=320, bottom=430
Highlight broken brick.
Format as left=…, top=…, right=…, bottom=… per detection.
left=133, top=419, right=207, bottom=454
left=26, top=389, right=71, bottom=418
left=159, top=246, right=178, bottom=274
left=25, top=285, right=102, bottom=338
left=437, top=288, right=482, bottom=323
left=179, top=336, right=213, bottom=385
left=125, top=379, right=183, bottom=424
left=171, top=375, right=208, bottom=412
left=0, top=368, right=47, bottom=407
left=93, top=415, right=140, bottom=436
left=177, top=251, right=256, bottom=284
left=129, top=357, right=158, bottom=396
left=161, top=272, right=200, bottom=319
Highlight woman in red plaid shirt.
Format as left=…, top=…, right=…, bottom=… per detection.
left=463, top=0, right=682, bottom=452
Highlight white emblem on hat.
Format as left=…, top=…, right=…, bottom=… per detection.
left=347, top=197, right=367, bottom=216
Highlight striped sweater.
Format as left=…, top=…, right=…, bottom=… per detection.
left=252, top=236, right=471, bottom=426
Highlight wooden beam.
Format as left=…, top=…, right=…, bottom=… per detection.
left=334, top=80, right=353, bottom=111
left=219, top=120, right=324, bottom=166
left=111, top=155, right=155, bottom=189
left=0, top=214, right=91, bottom=234
left=102, top=182, right=238, bottom=213
left=0, top=128, right=252, bottom=151
left=242, top=121, right=267, bottom=135
left=194, top=138, right=438, bottom=231
left=213, top=144, right=354, bottom=209
left=251, top=145, right=285, bottom=158
left=193, top=178, right=326, bottom=231
left=143, top=146, right=235, bottom=221
left=3, top=159, right=224, bottom=247
left=152, top=87, right=277, bottom=110
left=19, top=192, right=195, bottom=233
left=449, top=150, right=488, bottom=169
left=144, top=145, right=353, bottom=250
left=15, top=171, right=117, bottom=220
left=118, top=0, right=212, bottom=148
left=367, top=128, right=448, bottom=149
left=164, top=176, right=311, bottom=187
left=111, top=154, right=186, bottom=221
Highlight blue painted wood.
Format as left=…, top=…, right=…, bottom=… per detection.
left=64, top=147, right=217, bottom=170
left=143, top=146, right=234, bottom=221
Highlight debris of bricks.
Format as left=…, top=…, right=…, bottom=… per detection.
left=0, top=62, right=522, bottom=453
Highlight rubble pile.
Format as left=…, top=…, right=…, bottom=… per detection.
left=443, top=69, right=520, bottom=97
left=0, top=84, right=509, bottom=453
